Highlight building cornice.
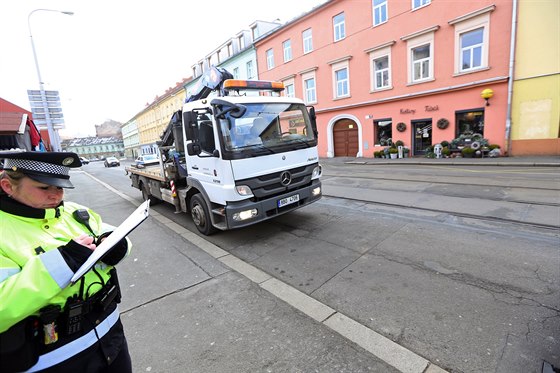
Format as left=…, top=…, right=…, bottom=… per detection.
left=400, top=25, right=440, bottom=41
left=364, top=41, right=396, bottom=54
left=280, top=73, right=297, bottom=81
left=448, top=5, right=496, bottom=25
left=298, top=66, right=319, bottom=75
left=316, top=76, right=509, bottom=114
left=327, top=55, right=352, bottom=65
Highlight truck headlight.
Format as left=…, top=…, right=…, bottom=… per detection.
left=236, top=185, right=252, bottom=196
left=233, top=209, right=258, bottom=221
left=312, top=165, right=322, bottom=179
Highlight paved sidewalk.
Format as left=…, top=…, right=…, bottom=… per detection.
left=68, top=172, right=434, bottom=373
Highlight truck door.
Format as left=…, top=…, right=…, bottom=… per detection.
left=185, top=113, right=229, bottom=203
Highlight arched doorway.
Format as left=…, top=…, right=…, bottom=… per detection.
left=333, top=119, right=359, bottom=157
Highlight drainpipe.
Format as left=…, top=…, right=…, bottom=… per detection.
left=504, top=0, right=519, bottom=156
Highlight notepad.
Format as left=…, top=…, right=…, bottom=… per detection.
left=70, top=200, right=150, bottom=284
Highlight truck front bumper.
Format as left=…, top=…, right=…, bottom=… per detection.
left=224, top=180, right=322, bottom=230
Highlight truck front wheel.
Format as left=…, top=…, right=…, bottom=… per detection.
left=189, top=194, right=217, bottom=235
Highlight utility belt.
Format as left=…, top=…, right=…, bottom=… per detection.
left=0, top=269, right=121, bottom=373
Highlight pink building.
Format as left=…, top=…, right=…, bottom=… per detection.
left=255, top=0, right=514, bottom=157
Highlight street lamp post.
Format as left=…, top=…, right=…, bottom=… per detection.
left=28, top=9, right=73, bottom=152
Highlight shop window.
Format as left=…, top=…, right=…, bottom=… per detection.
left=456, top=109, right=484, bottom=137
left=374, top=119, right=392, bottom=145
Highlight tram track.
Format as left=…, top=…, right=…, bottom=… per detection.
left=320, top=173, right=560, bottom=192
left=320, top=192, right=560, bottom=231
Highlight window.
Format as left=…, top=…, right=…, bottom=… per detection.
left=251, top=25, right=259, bottom=41
left=285, top=83, right=295, bottom=97
left=335, top=68, right=349, bottom=98
left=374, top=119, right=392, bottom=145
left=283, top=39, right=292, bottom=62
left=246, top=61, right=254, bottom=79
left=412, top=0, right=430, bottom=9
left=266, top=49, right=274, bottom=70
left=449, top=7, right=493, bottom=75
left=460, top=28, right=483, bottom=71
left=333, top=13, right=346, bottom=42
left=367, top=43, right=394, bottom=91
left=373, top=55, right=390, bottom=89
left=373, top=0, right=388, bottom=26
left=402, top=27, right=437, bottom=84
left=233, top=67, right=240, bottom=79
left=412, top=44, right=431, bottom=81
left=304, top=77, right=316, bottom=104
left=238, top=35, right=245, bottom=50
left=456, top=110, right=484, bottom=137
left=303, top=28, right=313, bottom=54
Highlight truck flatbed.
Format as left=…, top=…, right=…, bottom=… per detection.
left=125, top=165, right=166, bottom=182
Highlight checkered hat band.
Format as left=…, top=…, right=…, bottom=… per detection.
left=4, top=159, right=70, bottom=176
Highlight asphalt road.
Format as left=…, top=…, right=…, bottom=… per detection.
left=70, top=159, right=559, bottom=373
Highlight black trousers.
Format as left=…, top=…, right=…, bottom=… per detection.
left=41, top=320, right=132, bottom=373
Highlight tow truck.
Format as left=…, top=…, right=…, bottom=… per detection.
left=125, top=66, right=322, bottom=235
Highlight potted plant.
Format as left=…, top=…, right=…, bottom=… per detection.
left=461, top=147, right=476, bottom=158
left=389, top=148, right=398, bottom=159
left=383, top=147, right=390, bottom=158
left=442, top=147, right=451, bottom=158
left=403, top=147, right=410, bottom=158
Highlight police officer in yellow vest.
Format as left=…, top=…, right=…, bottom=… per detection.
left=0, top=151, right=132, bottom=372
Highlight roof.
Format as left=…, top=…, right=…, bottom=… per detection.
left=0, top=97, right=32, bottom=135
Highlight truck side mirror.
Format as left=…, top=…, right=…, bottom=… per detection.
left=308, top=106, right=319, bottom=137
left=186, top=142, right=201, bottom=156
left=184, top=111, right=198, bottom=140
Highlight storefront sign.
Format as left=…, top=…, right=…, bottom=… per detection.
left=425, top=105, right=439, bottom=112
left=400, top=109, right=416, bottom=114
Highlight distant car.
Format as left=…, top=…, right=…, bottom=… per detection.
left=135, top=154, right=159, bottom=168
left=104, top=157, right=120, bottom=167
left=79, top=157, right=89, bottom=165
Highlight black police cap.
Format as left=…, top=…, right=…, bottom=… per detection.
left=0, top=150, right=82, bottom=189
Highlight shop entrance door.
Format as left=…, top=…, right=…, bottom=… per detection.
left=333, top=119, right=359, bottom=157
left=413, top=119, right=432, bottom=156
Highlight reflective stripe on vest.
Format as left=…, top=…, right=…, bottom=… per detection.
left=26, top=305, right=120, bottom=372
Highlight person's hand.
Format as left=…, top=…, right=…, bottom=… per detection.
left=73, top=234, right=96, bottom=251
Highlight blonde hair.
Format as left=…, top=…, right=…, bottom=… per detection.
left=0, top=170, right=26, bottom=195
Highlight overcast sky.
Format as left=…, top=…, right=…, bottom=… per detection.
left=0, top=0, right=326, bottom=137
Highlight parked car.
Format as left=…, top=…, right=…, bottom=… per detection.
left=104, top=156, right=120, bottom=167
left=79, top=157, right=89, bottom=165
left=134, top=154, right=159, bottom=168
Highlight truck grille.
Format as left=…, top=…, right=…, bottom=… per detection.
left=236, top=164, right=316, bottom=201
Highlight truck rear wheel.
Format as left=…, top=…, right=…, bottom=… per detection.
left=189, top=194, right=217, bottom=235
left=141, top=183, right=160, bottom=205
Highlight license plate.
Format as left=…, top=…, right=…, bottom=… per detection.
left=277, top=194, right=300, bottom=208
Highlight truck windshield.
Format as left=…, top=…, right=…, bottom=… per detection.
left=219, top=103, right=316, bottom=156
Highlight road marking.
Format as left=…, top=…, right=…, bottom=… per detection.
left=85, top=170, right=449, bottom=373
